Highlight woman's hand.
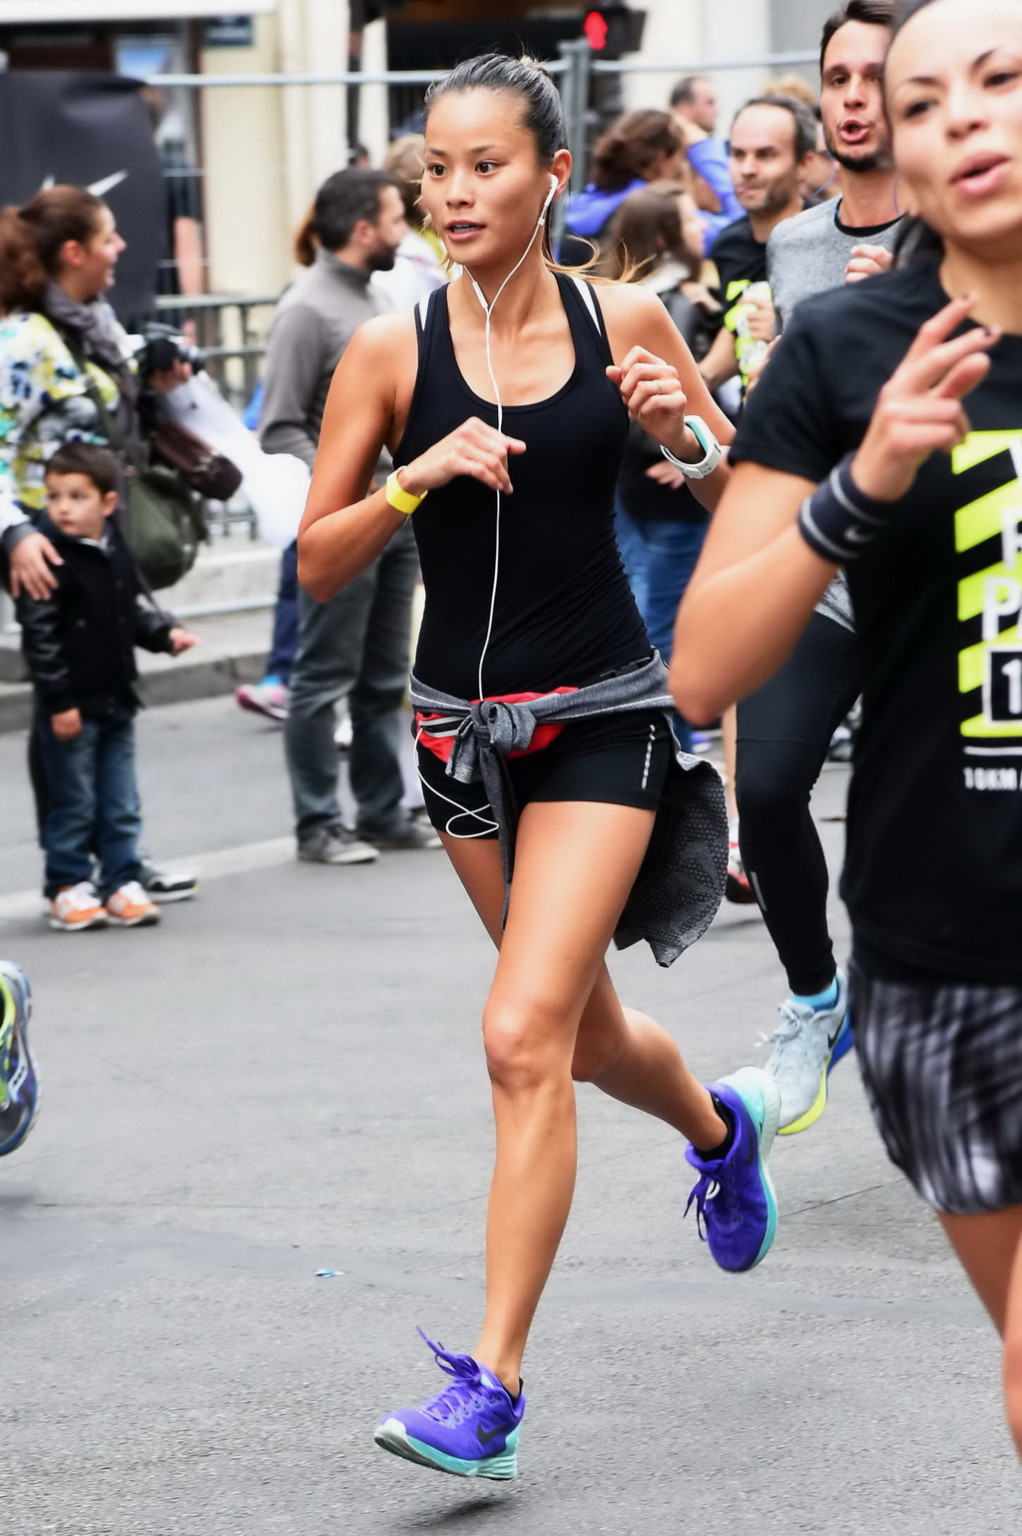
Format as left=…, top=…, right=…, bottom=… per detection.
left=51, top=707, right=81, bottom=741
left=169, top=627, right=198, bottom=654
left=645, top=459, right=686, bottom=490
left=607, top=346, right=696, bottom=461
left=852, top=296, right=997, bottom=502
left=402, top=417, right=527, bottom=497
left=9, top=531, right=62, bottom=599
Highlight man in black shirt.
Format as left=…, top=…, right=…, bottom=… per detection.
left=701, top=95, right=816, bottom=396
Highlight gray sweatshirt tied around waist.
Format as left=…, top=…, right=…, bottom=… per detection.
left=410, top=652, right=727, bottom=967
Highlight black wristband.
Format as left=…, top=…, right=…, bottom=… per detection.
left=797, top=454, right=894, bottom=563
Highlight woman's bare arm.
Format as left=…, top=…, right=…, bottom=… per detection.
left=671, top=296, right=999, bottom=724
left=600, top=282, right=734, bottom=512
left=670, top=462, right=836, bottom=722
left=298, top=309, right=527, bottom=601
left=298, top=315, right=411, bottom=600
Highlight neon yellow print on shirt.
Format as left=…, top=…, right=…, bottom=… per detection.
left=953, top=431, right=1022, bottom=739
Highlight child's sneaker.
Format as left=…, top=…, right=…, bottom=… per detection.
left=684, top=1067, right=782, bottom=1273
left=105, top=882, right=160, bottom=927
left=0, top=961, right=39, bottom=1157
left=374, top=1330, right=524, bottom=1479
left=49, top=881, right=107, bottom=931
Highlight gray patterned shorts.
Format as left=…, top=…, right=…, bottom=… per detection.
left=850, top=965, right=1022, bottom=1216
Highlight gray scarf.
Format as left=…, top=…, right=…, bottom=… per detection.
left=42, top=282, right=127, bottom=373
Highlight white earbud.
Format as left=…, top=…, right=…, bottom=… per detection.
left=539, top=173, right=558, bottom=226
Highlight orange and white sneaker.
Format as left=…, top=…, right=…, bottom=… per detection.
left=104, top=881, right=160, bottom=928
left=49, top=880, right=108, bottom=932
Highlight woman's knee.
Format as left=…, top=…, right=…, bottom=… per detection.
left=482, top=999, right=572, bottom=1093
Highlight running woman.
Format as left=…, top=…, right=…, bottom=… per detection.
left=673, top=0, right=1022, bottom=1457
left=298, top=54, right=781, bottom=1481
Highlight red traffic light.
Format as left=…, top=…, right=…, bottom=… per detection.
left=583, top=10, right=609, bottom=49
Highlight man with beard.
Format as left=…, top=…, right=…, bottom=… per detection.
left=768, top=1, right=903, bottom=324
left=701, top=94, right=817, bottom=396
left=731, top=2, right=905, bottom=1136
left=261, top=169, right=440, bottom=863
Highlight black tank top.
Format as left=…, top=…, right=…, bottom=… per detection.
left=394, top=271, right=650, bottom=698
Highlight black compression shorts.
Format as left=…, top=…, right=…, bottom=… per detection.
left=415, top=710, right=673, bottom=840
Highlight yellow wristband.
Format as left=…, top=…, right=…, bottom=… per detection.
left=385, top=468, right=426, bottom=516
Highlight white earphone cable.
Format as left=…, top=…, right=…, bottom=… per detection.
left=415, top=176, right=558, bottom=836
left=468, top=175, right=558, bottom=701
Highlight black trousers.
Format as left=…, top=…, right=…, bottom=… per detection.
left=735, top=610, right=861, bottom=996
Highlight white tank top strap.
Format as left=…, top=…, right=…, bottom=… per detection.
left=569, top=273, right=601, bottom=333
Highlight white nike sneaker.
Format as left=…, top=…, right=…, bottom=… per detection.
left=765, top=971, right=852, bottom=1135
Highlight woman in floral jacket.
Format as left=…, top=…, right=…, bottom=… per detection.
left=0, top=184, right=185, bottom=600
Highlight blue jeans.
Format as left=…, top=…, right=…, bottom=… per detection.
left=285, top=519, right=419, bottom=839
left=36, top=710, right=142, bottom=900
left=615, top=507, right=708, bottom=751
left=265, top=540, right=299, bottom=685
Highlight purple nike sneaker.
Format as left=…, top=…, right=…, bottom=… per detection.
left=684, top=1066, right=781, bottom=1272
left=374, top=1329, right=524, bottom=1479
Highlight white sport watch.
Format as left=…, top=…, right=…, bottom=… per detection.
left=660, top=415, right=722, bottom=481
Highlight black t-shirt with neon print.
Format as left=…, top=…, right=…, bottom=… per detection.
left=731, top=260, right=1022, bottom=983
left=710, top=215, right=769, bottom=393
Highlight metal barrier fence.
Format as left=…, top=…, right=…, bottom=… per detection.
left=147, top=46, right=816, bottom=388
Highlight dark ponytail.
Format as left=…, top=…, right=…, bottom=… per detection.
left=0, top=185, right=106, bottom=314
left=894, top=214, right=944, bottom=266
left=424, top=52, right=566, bottom=166
left=293, top=205, right=318, bottom=267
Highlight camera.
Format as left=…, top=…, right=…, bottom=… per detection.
left=135, top=322, right=205, bottom=378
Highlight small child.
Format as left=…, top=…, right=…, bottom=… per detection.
left=15, top=443, right=197, bottom=931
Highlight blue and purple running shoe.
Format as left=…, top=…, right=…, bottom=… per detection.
left=374, top=1329, right=525, bottom=1479
left=0, top=961, right=38, bottom=1158
left=685, top=1066, right=781, bottom=1272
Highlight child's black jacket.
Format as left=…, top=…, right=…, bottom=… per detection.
left=16, top=515, right=176, bottom=717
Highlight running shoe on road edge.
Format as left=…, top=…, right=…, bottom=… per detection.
left=0, top=961, right=38, bottom=1157
left=375, top=1329, right=524, bottom=1479
left=685, top=1067, right=781, bottom=1272
left=766, top=971, right=851, bottom=1136
left=726, top=837, right=758, bottom=905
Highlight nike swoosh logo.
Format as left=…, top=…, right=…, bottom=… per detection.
left=477, top=1424, right=505, bottom=1446
left=827, top=1018, right=846, bottom=1050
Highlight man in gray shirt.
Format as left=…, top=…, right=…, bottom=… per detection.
left=734, top=0, right=901, bottom=1131
left=261, top=167, right=439, bottom=863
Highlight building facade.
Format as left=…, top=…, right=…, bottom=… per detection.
left=0, top=0, right=833, bottom=302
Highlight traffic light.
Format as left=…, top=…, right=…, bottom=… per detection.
left=581, top=6, right=646, bottom=59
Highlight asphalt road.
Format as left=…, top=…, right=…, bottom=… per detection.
left=1, top=698, right=1017, bottom=1534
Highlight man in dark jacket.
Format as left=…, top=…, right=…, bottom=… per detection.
left=16, top=443, right=196, bottom=931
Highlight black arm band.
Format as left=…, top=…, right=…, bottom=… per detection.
left=797, top=454, right=894, bottom=563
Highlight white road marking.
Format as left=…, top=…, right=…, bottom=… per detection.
left=0, top=836, right=295, bottom=924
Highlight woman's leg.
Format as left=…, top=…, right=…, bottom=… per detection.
left=441, top=802, right=725, bottom=1392
left=939, top=1207, right=1022, bottom=1457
